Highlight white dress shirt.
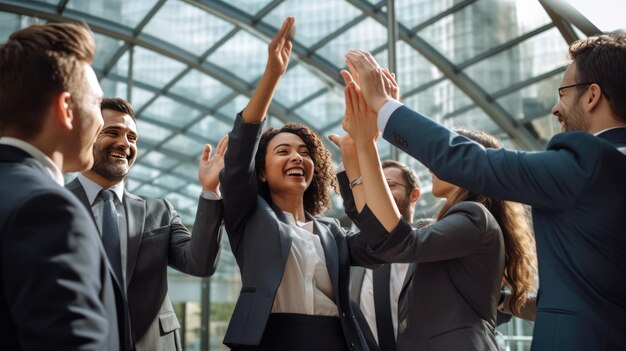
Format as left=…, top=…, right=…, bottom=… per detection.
left=359, top=263, right=409, bottom=342
left=271, top=212, right=339, bottom=316
left=0, top=137, right=64, bottom=186
left=77, top=174, right=129, bottom=287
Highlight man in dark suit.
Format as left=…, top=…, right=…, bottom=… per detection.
left=66, top=97, right=225, bottom=351
left=0, top=23, right=119, bottom=350
left=345, top=160, right=421, bottom=351
left=344, top=33, right=626, bottom=350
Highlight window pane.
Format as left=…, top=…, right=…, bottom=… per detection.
left=296, top=92, right=344, bottom=129
left=136, top=120, right=172, bottom=145
left=132, top=47, right=187, bottom=87
left=143, top=0, right=235, bottom=56
left=206, top=31, right=267, bottom=82
left=264, top=0, right=362, bottom=47
left=142, top=150, right=180, bottom=170
left=93, top=33, right=124, bottom=71
left=396, top=0, right=466, bottom=29
left=273, top=65, right=326, bottom=108
left=496, top=74, right=561, bottom=120
left=188, top=115, right=233, bottom=143
left=135, top=183, right=170, bottom=198
left=170, top=70, right=234, bottom=108
left=215, top=0, right=272, bottom=16
left=142, top=95, right=201, bottom=127
left=66, top=0, right=159, bottom=28
left=128, top=163, right=161, bottom=181
left=162, top=134, right=206, bottom=157
left=403, top=79, right=473, bottom=121
left=153, top=174, right=190, bottom=190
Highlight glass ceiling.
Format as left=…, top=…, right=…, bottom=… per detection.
left=1, top=0, right=622, bottom=223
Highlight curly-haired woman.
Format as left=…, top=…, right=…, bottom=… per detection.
left=220, top=17, right=381, bottom=351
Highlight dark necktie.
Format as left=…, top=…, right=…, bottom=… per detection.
left=100, top=189, right=123, bottom=284
left=373, top=264, right=396, bottom=351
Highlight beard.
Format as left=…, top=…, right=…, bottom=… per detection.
left=395, top=193, right=412, bottom=223
left=562, top=101, right=588, bottom=132
left=91, top=144, right=132, bottom=182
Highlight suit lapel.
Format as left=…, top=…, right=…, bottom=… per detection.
left=124, top=191, right=145, bottom=287
left=312, top=219, right=340, bottom=299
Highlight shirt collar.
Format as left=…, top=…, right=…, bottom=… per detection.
left=77, top=173, right=125, bottom=205
left=593, top=126, right=626, bottom=136
left=0, top=137, right=64, bottom=186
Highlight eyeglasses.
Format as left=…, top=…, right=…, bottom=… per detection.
left=557, top=82, right=593, bottom=98
left=386, top=179, right=409, bottom=191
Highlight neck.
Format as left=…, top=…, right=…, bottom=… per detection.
left=82, top=170, right=122, bottom=189
left=270, top=191, right=306, bottom=222
left=403, top=208, right=415, bottom=223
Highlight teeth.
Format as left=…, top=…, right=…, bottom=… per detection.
left=286, top=168, right=304, bottom=176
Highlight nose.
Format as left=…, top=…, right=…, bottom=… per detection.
left=290, top=152, right=303, bottom=163
left=551, top=101, right=560, bottom=117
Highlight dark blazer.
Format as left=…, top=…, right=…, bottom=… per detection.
left=0, top=145, right=119, bottom=350
left=220, top=114, right=383, bottom=350
left=67, top=178, right=223, bottom=351
left=382, top=105, right=626, bottom=350
left=340, top=171, right=503, bottom=350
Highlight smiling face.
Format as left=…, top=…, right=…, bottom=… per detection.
left=88, top=108, right=138, bottom=184
left=260, top=132, right=314, bottom=198
left=552, top=63, right=589, bottom=132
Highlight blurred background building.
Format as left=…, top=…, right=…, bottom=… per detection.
left=1, top=0, right=622, bottom=349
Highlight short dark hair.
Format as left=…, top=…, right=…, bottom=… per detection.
left=569, top=32, right=626, bottom=121
left=255, top=123, right=337, bottom=216
left=0, top=22, right=95, bottom=137
left=381, top=159, right=420, bottom=195
left=101, top=97, right=135, bottom=120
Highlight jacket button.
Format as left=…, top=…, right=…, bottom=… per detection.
left=349, top=342, right=356, bottom=350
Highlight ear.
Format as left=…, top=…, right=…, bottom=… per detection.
left=258, top=171, right=266, bottom=182
left=584, top=84, right=602, bottom=112
left=54, top=92, right=74, bottom=131
left=409, top=188, right=420, bottom=203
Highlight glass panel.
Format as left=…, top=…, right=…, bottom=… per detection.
left=172, top=163, right=199, bottom=179
left=33, top=0, right=61, bottom=5
left=206, top=31, right=267, bottom=81
left=93, top=33, right=124, bottom=71
left=263, top=0, right=362, bottom=47
left=100, top=81, right=154, bottom=112
left=135, top=120, right=172, bottom=145
left=317, top=17, right=388, bottom=68
left=188, top=115, right=233, bottom=142
left=570, top=0, right=626, bottom=32
left=403, top=79, right=473, bottom=121
left=0, top=14, right=43, bottom=42
left=395, top=41, right=445, bottom=94
left=396, top=0, right=465, bottom=29
left=181, top=183, right=203, bottom=199
left=273, top=65, right=326, bottom=107
left=135, top=183, right=170, bottom=198
left=209, top=238, right=241, bottom=350
left=162, top=134, right=206, bottom=158
left=216, top=0, right=272, bottom=16
left=216, top=95, right=250, bottom=120
left=132, top=46, right=186, bottom=87
left=268, top=115, right=285, bottom=129
left=170, top=70, right=234, bottom=108
left=442, top=107, right=503, bottom=136
left=296, top=92, right=344, bottom=129
left=142, top=95, right=201, bottom=127
left=125, top=178, right=141, bottom=192
left=142, top=150, right=180, bottom=170
left=66, top=0, right=159, bottom=28
left=418, top=0, right=552, bottom=64
left=164, top=193, right=196, bottom=212
left=464, top=28, right=568, bottom=95
left=142, top=0, right=235, bottom=56
left=153, top=174, right=189, bottom=190
left=128, top=163, right=161, bottom=181
left=496, top=74, right=561, bottom=120
left=111, top=50, right=129, bottom=78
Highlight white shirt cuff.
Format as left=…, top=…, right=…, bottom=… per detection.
left=201, top=191, right=221, bottom=200
left=377, top=100, right=403, bottom=134
left=335, top=162, right=345, bottom=174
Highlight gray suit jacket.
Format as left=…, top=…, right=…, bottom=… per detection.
left=383, top=106, right=626, bottom=350
left=67, top=178, right=223, bottom=351
left=349, top=200, right=503, bottom=350
left=220, top=114, right=384, bottom=350
left=1, top=145, right=119, bottom=350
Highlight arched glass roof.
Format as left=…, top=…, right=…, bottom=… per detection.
left=1, top=0, right=622, bottom=222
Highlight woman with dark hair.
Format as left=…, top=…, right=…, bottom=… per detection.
left=335, top=78, right=536, bottom=350
left=220, top=17, right=380, bottom=351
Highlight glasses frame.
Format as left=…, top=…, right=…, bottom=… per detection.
left=557, top=82, right=593, bottom=98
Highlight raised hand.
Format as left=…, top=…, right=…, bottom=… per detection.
left=345, top=49, right=395, bottom=113
left=198, top=135, right=228, bottom=195
left=266, top=16, right=294, bottom=76
left=342, top=77, right=379, bottom=144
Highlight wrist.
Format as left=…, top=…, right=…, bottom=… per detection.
left=372, top=97, right=391, bottom=114
left=349, top=176, right=363, bottom=189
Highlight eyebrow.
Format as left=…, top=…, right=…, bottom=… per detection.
left=272, top=143, right=307, bottom=151
left=103, top=125, right=138, bottom=138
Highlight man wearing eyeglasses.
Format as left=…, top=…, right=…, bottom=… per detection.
left=343, top=32, right=626, bottom=351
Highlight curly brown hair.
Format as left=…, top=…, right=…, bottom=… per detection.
left=436, top=129, right=537, bottom=316
left=255, top=123, right=337, bottom=216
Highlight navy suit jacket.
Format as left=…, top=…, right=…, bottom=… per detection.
left=0, top=145, right=119, bottom=350
left=381, top=105, right=626, bottom=350
left=220, top=114, right=383, bottom=350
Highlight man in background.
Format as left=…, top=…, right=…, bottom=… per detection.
left=0, top=23, right=119, bottom=350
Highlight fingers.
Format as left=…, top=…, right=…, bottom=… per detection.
left=274, top=16, right=294, bottom=43
left=344, top=84, right=355, bottom=119
left=201, top=144, right=212, bottom=162
left=215, top=135, right=228, bottom=157
left=328, top=134, right=341, bottom=147
left=340, top=70, right=354, bottom=86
